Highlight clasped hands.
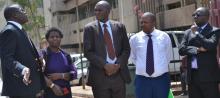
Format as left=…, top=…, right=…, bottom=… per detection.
left=104, top=63, right=120, bottom=76
left=191, top=24, right=207, bottom=53
left=191, top=24, right=199, bottom=33
left=44, top=76, right=64, bottom=96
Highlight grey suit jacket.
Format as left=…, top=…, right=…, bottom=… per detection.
left=179, top=23, right=220, bottom=83
left=83, top=20, right=131, bottom=87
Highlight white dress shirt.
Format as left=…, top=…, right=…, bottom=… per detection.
left=191, top=23, right=208, bottom=69
left=99, top=20, right=117, bottom=64
left=129, top=29, right=172, bottom=77
left=8, top=21, right=22, bottom=30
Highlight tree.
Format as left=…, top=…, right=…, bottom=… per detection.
left=12, top=0, right=45, bottom=41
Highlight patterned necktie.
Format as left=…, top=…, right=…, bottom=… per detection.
left=146, top=34, right=154, bottom=75
left=103, top=24, right=115, bottom=60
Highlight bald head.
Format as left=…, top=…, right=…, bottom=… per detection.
left=195, top=7, right=210, bottom=16
left=141, top=12, right=156, bottom=22
left=4, top=4, right=21, bottom=20
left=193, top=7, right=210, bottom=26
left=94, top=0, right=112, bottom=22
left=3, top=4, right=28, bottom=24
left=95, top=0, right=111, bottom=12
left=140, top=12, right=156, bottom=33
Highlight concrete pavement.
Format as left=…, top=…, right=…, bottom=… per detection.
left=71, top=86, right=189, bottom=98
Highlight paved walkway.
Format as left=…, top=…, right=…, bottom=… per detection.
left=71, top=86, right=188, bottom=98
left=71, top=86, right=93, bottom=98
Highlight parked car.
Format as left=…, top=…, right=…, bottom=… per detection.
left=71, top=57, right=89, bottom=86
left=70, top=53, right=84, bottom=62
left=165, top=31, right=184, bottom=76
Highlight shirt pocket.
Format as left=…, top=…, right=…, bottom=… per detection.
left=155, top=40, right=167, bottom=52
left=135, top=40, right=146, bottom=55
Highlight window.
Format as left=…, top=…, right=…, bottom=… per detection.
left=185, top=0, right=195, bottom=5
left=79, top=6, right=87, bottom=20
left=167, top=2, right=181, bottom=10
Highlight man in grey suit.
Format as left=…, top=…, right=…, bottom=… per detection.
left=0, top=4, right=45, bottom=98
left=179, top=7, right=220, bottom=98
left=83, top=1, right=131, bottom=98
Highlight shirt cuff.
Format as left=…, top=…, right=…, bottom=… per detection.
left=21, top=67, right=28, bottom=75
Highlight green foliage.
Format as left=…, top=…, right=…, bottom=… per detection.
left=11, top=0, right=28, bottom=7
left=12, top=0, right=45, bottom=32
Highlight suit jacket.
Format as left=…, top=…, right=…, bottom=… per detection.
left=0, top=22, right=44, bottom=96
left=179, top=23, right=220, bottom=83
left=83, top=20, right=131, bottom=87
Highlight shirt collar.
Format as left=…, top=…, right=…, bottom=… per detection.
left=99, top=20, right=110, bottom=28
left=8, top=21, right=22, bottom=30
left=140, top=28, right=157, bottom=37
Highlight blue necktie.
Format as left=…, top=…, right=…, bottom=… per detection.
left=146, top=34, right=154, bottom=76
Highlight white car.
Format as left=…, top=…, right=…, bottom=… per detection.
left=71, top=58, right=89, bottom=86
left=70, top=53, right=84, bottom=62
left=165, top=31, right=184, bottom=76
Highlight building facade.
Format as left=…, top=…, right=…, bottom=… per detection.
left=43, top=0, right=215, bottom=53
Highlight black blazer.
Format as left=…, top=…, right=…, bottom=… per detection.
left=83, top=20, right=131, bottom=86
left=179, top=23, right=220, bottom=83
left=0, top=22, right=44, bottom=96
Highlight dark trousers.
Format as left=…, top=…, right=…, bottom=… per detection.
left=91, top=74, right=126, bottom=98
left=180, top=71, right=187, bottom=94
left=135, top=73, right=170, bottom=98
left=9, top=96, right=36, bottom=98
left=189, top=70, right=220, bottom=98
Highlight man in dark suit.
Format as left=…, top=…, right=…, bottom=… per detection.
left=83, top=1, right=131, bottom=98
left=179, top=7, right=220, bottom=98
left=0, top=4, right=44, bottom=98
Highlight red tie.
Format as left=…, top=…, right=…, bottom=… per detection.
left=103, top=24, right=116, bottom=60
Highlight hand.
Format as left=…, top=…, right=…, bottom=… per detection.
left=36, top=90, right=44, bottom=98
left=39, top=58, right=46, bottom=72
left=104, top=63, right=115, bottom=76
left=191, top=24, right=198, bottom=33
left=48, top=73, right=62, bottom=81
left=44, top=76, right=53, bottom=87
left=104, top=64, right=120, bottom=76
left=51, top=84, right=64, bottom=96
left=198, top=47, right=207, bottom=52
left=22, top=68, right=31, bottom=85
left=113, top=64, right=120, bottom=73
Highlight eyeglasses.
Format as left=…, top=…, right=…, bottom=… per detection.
left=192, top=13, right=207, bottom=17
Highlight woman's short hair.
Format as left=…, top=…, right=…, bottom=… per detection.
left=45, top=27, right=63, bottom=40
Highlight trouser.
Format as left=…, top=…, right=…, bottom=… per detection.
left=135, top=73, right=170, bottom=98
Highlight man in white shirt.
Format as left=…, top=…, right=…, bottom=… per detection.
left=129, top=12, right=172, bottom=98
